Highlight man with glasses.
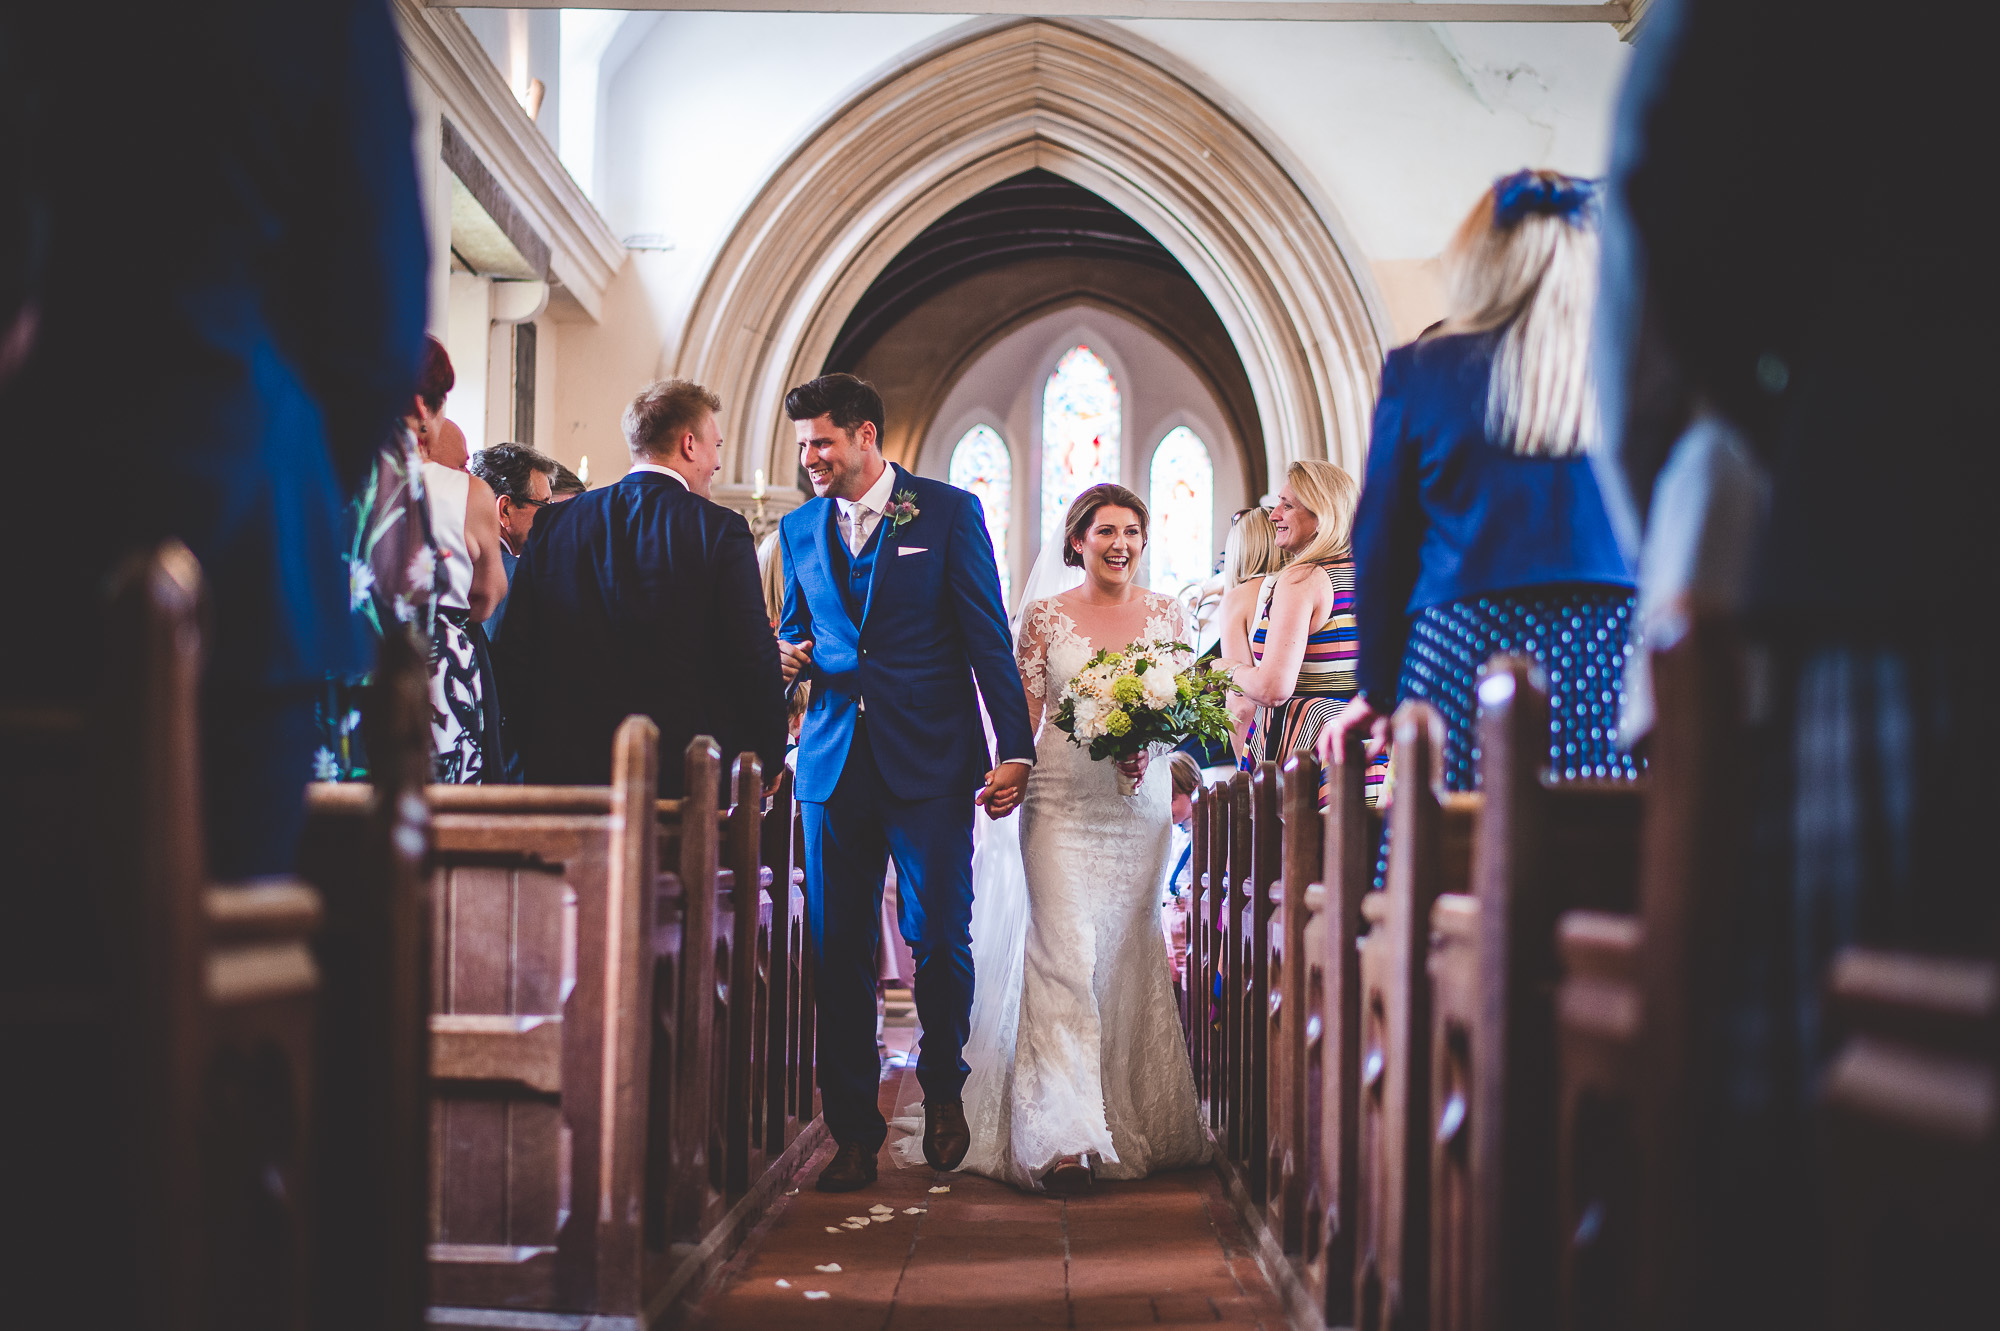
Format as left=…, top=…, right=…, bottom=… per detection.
left=469, top=442, right=557, bottom=643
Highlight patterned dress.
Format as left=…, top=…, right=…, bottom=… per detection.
left=312, top=430, right=438, bottom=782
left=1249, top=560, right=1367, bottom=806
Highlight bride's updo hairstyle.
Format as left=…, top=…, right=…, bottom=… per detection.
left=1061, top=482, right=1150, bottom=568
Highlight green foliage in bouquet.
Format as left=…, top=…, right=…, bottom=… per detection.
left=1050, top=639, right=1238, bottom=764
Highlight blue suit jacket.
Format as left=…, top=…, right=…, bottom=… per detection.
left=0, top=0, right=427, bottom=696
left=779, top=465, right=1035, bottom=804
left=495, top=471, right=787, bottom=797
left=1353, top=330, right=1633, bottom=703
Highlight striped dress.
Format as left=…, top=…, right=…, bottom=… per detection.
left=1250, top=562, right=1361, bottom=802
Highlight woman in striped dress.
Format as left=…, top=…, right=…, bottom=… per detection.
left=1216, top=459, right=1363, bottom=806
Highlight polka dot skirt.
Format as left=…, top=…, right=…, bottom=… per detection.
left=1395, top=585, right=1642, bottom=792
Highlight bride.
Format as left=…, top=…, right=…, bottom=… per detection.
left=899, top=482, right=1210, bottom=1193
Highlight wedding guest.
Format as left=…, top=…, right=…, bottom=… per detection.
left=425, top=418, right=508, bottom=782
left=1325, top=171, right=1636, bottom=793
left=311, top=421, right=438, bottom=783
left=468, top=442, right=557, bottom=643
left=1205, top=506, right=1281, bottom=760
left=1160, top=750, right=1202, bottom=990
left=494, top=378, right=786, bottom=795
left=408, top=335, right=458, bottom=465
left=1595, top=4, right=1991, bottom=1323
left=1189, top=506, right=1278, bottom=655
left=550, top=460, right=586, bottom=500
left=1216, top=460, right=1362, bottom=806
left=758, top=531, right=810, bottom=740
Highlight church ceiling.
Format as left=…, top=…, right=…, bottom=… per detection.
left=826, top=169, right=1187, bottom=373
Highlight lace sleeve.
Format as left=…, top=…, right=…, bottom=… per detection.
left=1016, top=599, right=1051, bottom=733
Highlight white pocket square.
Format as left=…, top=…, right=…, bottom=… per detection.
left=898, top=546, right=928, bottom=555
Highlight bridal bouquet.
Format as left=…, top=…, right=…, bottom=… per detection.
left=1052, top=640, right=1236, bottom=795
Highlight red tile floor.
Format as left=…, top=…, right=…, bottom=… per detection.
left=689, top=1022, right=1290, bottom=1331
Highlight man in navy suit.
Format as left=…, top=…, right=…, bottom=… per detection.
left=777, top=374, right=1035, bottom=1191
left=494, top=380, right=786, bottom=797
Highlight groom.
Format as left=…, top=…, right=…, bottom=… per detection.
left=776, top=374, right=1036, bottom=1192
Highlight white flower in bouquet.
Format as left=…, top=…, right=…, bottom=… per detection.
left=1051, top=638, right=1237, bottom=795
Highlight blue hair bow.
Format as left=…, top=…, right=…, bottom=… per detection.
left=1493, top=170, right=1599, bottom=226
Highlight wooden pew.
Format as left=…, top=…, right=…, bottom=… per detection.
left=1, top=543, right=328, bottom=1327
left=420, top=718, right=663, bottom=1318
left=1301, top=733, right=1377, bottom=1330
left=1820, top=947, right=1999, bottom=1331
left=1267, top=756, right=1324, bottom=1255
left=1427, top=660, right=1644, bottom=1331
left=298, top=622, right=433, bottom=1331
left=1549, top=617, right=1743, bottom=1331
left=1352, top=704, right=1477, bottom=1331
left=400, top=731, right=817, bottom=1328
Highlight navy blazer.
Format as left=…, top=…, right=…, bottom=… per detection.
left=1353, top=330, right=1633, bottom=703
left=0, top=0, right=427, bottom=696
left=779, top=465, right=1035, bottom=805
left=494, top=471, right=787, bottom=797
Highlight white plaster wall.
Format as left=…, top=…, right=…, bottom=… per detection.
left=913, top=302, right=1249, bottom=604
left=1110, top=19, right=1629, bottom=260
left=595, top=12, right=962, bottom=366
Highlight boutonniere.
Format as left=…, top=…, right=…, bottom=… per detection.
left=885, top=489, right=921, bottom=536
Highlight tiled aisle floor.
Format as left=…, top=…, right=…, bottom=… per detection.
left=690, top=1029, right=1290, bottom=1331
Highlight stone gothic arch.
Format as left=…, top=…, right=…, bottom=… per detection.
left=671, top=18, right=1392, bottom=510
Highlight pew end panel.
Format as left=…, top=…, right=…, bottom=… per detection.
left=1820, top=947, right=1999, bottom=1331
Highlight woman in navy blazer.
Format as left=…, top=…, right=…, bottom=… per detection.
left=1327, top=171, right=1636, bottom=792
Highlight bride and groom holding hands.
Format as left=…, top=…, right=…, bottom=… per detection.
left=775, top=373, right=1210, bottom=1195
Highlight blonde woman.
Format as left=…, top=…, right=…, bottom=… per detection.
left=1215, top=459, right=1362, bottom=805
left=1324, top=170, right=1635, bottom=792
left=1210, top=508, right=1282, bottom=758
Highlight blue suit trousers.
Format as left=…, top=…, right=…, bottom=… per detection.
left=801, top=714, right=975, bottom=1150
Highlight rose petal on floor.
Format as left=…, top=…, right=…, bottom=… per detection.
left=775, top=1279, right=791, bottom=1288
left=804, top=1291, right=830, bottom=1300
left=814, top=1263, right=841, bottom=1273
left=928, top=1185, right=951, bottom=1193
left=822, top=1226, right=842, bottom=1234
left=845, top=1216, right=870, bottom=1224
left=903, top=1207, right=924, bottom=1215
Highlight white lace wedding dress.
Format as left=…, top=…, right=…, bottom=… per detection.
left=938, top=588, right=1210, bottom=1189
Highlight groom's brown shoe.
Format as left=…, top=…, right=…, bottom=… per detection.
left=924, top=1099, right=970, bottom=1170
left=815, top=1142, right=878, bottom=1193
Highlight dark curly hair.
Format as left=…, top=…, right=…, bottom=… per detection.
left=783, top=372, right=884, bottom=444
left=1061, top=483, right=1149, bottom=568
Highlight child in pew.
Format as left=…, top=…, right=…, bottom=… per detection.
left=1160, top=751, right=1202, bottom=993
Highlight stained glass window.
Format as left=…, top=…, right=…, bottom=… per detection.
left=949, top=424, right=1013, bottom=607
left=1040, top=345, right=1121, bottom=548
left=1149, top=426, right=1214, bottom=596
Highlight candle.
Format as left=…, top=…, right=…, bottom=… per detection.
left=753, top=467, right=766, bottom=500
left=577, top=455, right=590, bottom=486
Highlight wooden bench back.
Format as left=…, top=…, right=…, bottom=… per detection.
left=2, top=543, right=334, bottom=1328
left=1821, top=946, right=1999, bottom=1330
left=1300, top=733, right=1379, bottom=1330
left=421, top=718, right=665, bottom=1317
left=297, top=622, right=432, bottom=1331
left=1428, top=659, right=1645, bottom=1331
left=1352, top=703, right=1475, bottom=1331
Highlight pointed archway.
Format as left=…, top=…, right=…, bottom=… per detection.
left=671, top=17, right=1391, bottom=510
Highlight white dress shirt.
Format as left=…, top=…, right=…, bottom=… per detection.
left=629, top=461, right=691, bottom=489
left=835, top=463, right=899, bottom=556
